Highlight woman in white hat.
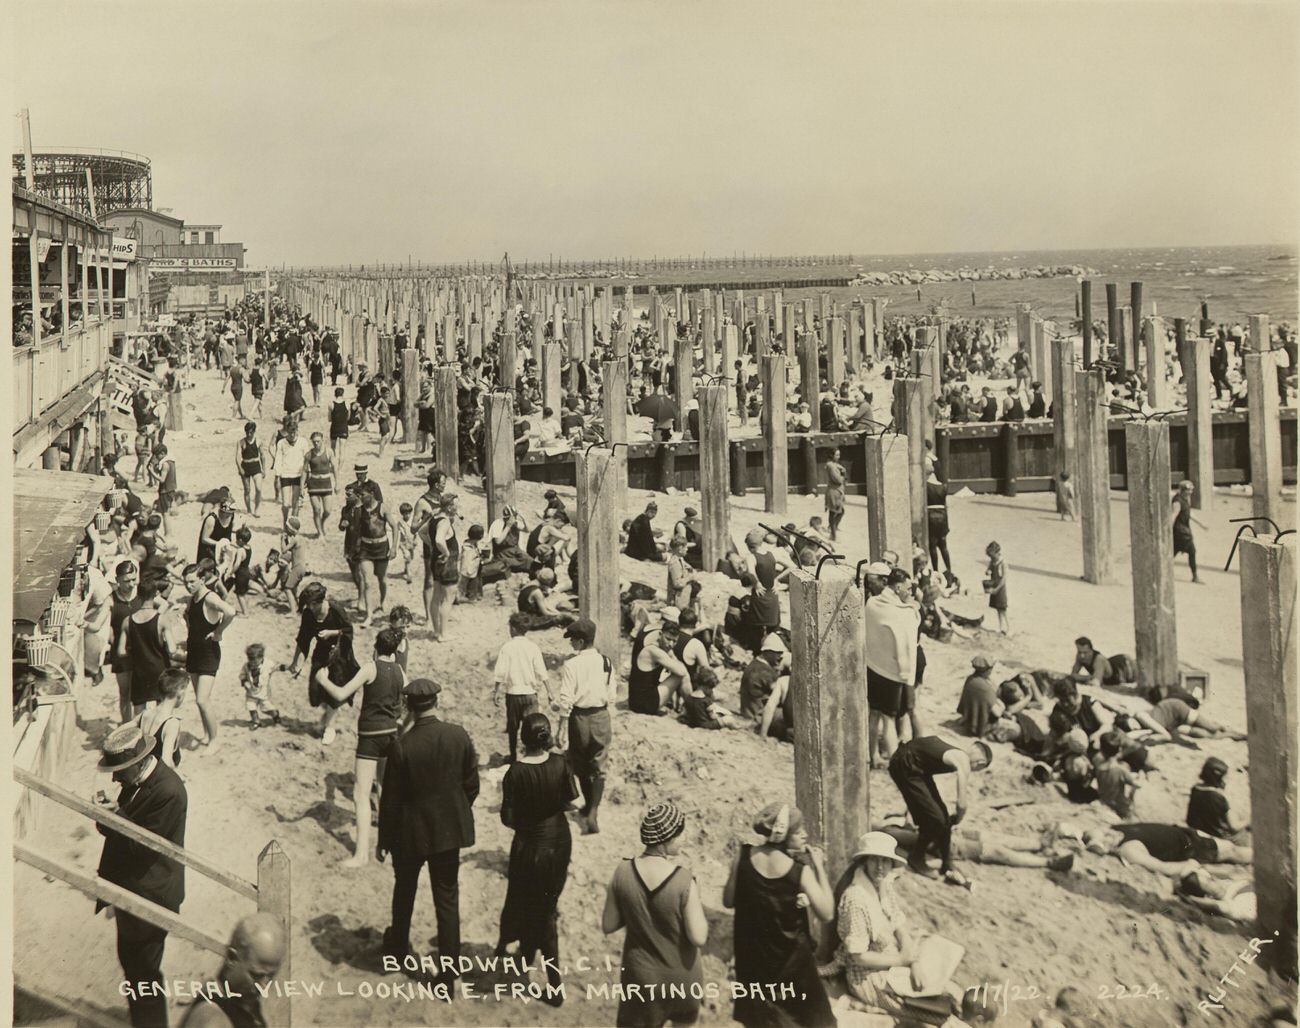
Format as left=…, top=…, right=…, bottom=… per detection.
left=823, top=831, right=915, bottom=1015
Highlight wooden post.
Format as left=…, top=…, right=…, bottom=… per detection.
left=698, top=384, right=730, bottom=573
left=257, top=840, right=292, bottom=1028
left=1181, top=335, right=1214, bottom=510
left=1120, top=307, right=1134, bottom=373
left=498, top=330, right=517, bottom=393
left=722, top=325, right=739, bottom=407
left=484, top=392, right=516, bottom=529
left=1125, top=422, right=1179, bottom=693
left=1143, top=317, right=1166, bottom=408
left=541, top=341, right=563, bottom=417
left=755, top=307, right=770, bottom=361
left=441, top=313, right=456, bottom=362
left=433, top=366, right=459, bottom=480
left=673, top=335, right=693, bottom=431
left=1245, top=349, right=1284, bottom=521
left=401, top=348, right=420, bottom=444
left=701, top=304, right=716, bottom=375
left=1080, top=279, right=1093, bottom=368
left=893, top=378, right=927, bottom=551
left=863, top=433, right=911, bottom=561
left=762, top=354, right=788, bottom=515
left=530, top=310, right=544, bottom=365
left=1106, top=283, right=1120, bottom=365
left=1050, top=335, right=1078, bottom=488
left=1239, top=537, right=1297, bottom=981
left=789, top=566, right=870, bottom=878
left=1075, top=368, right=1112, bottom=583
left=826, top=316, right=845, bottom=388
left=799, top=327, right=820, bottom=430
left=581, top=303, right=594, bottom=363
left=601, top=358, right=628, bottom=511
left=1130, top=281, right=1143, bottom=342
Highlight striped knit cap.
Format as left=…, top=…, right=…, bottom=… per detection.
left=640, top=801, right=685, bottom=847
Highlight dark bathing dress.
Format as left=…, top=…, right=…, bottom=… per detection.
left=732, top=844, right=834, bottom=1028
left=184, top=591, right=222, bottom=677
left=498, top=752, right=577, bottom=959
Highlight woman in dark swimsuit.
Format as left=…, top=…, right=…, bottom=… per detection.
left=108, top=560, right=142, bottom=722
left=197, top=501, right=236, bottom=565
left=183, top=561, right=238, bottom=749
left=235, top=421, right=265, bottom=517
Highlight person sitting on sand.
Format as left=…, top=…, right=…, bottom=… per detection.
left=821, top=831, right=920, bottom=1018
left=682, top=667, right=747, bottom=730
left=515, top=567, right=575, bottom=631
left=740, top=634, right=792, bottom=740
left=956, top=656, right=1001, bottom=738
left=997, top=672, right=1046, bottom=717
left=624, top=502, right=664, bottom=562
left=1092, top=730, right=1140, bottom=819
left=1186, top=757, right=1245, bottom=839
left=628, top=613, right=690, bottom=716
left=1081, top=822, right=1252, bottom=878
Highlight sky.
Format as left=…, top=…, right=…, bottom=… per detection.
left=8, top=1, right=1299, bottom=266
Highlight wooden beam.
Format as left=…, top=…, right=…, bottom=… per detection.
left=16, top=841, right=227, bottom=955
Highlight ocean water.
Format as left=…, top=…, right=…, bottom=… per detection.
left=832, top=244, right=1298, bottom=326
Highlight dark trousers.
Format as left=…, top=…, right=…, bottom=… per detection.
left=116, top=912, right=169, bottom=1028
left=391, top=850, right=461, bottom=970
left=505, top=693, right=539, bottom=762
left=890, top=765, right=953, bottom=872
left=928, top=533, right=952, bottom=574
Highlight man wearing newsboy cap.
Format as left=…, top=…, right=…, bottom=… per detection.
left=95, top=723, right=189, bottom=1027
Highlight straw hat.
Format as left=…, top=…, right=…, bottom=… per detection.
left=98, top=725, right=153, bottom=772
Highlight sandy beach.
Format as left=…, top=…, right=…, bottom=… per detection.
left=14, top=358, right=1292, bottom=1028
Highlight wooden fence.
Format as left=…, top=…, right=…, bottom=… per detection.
left=13, top=766, right=293, bottom=1026
left=517, top=410, right=1298, bottom=496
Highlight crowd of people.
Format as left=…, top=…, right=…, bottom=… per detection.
left=68, top=285, right=1279, bottom=1028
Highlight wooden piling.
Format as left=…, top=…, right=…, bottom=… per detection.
left=1181, top=334, right=1214, bottom=510
left=541, top=342, right=563, bottom=417
left=1125, top=422, right=1179, bottom=692
left=575, top=447, right=622, bottom=662
left=1050, top=334, right=1077, bottom=488
left=762, top=355, right=788, bottom=515
left=1239, top=536, right=1297, bottom=981
left=1142, top=317, right=1166, bottom=408
left=257, top=841, right=292, bottom=1028
left=401, top=349, right=420, bottom=444
left=1245, top=349, right=1284, bottom=521
left=863, top=433, right=912, bottom=561
left=698, top=384, right=730, bottom=573
left=601, top=358, right=628, bottom=511
left=484, top=392, right=516, bottom=529
left=1075, top=368, right=1112, bottom=583
left=673, top=335, right=694, bottom=432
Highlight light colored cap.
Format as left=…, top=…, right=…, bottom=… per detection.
left=760, top=633, right=788, bottom=655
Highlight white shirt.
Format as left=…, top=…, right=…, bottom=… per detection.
left=557, top=648, right=616, bottom=716
left=494, top=636, right=549, bottom=696
left=273, top=437, right=310, bottom=478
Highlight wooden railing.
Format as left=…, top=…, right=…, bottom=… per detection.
left=13, top=765, right=293, bottom=1026
left=12, top=319, right=111, bottom=435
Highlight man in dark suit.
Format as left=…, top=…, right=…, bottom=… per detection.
left=96, top=724, right=188, bottom=1028
left=378, top=678, right=479, bottom=978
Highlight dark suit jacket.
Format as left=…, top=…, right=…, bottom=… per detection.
left=97, top=761, right=188, bottom=913
left=379, top=716, right=479, bottom=859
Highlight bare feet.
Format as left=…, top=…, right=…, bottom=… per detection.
left=341, top=854, right=370, bottom=869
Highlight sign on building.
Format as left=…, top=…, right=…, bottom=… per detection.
left=148, top=257, right=238, bottom=272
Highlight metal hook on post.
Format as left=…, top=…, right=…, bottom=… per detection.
left=814, top=553, right=846, bottom=579
left=1223, top=515, right=1285, bottom=570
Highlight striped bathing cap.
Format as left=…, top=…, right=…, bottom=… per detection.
left=640, top=801, right=685, bottom=847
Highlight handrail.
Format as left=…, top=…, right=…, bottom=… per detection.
left=14, top=971, right=134, bottom=1028
left=14, top=765, right=258, bottom=902
left=16, top=841, right=226, bottom=955
left=18, top=146, right=152, bottom=164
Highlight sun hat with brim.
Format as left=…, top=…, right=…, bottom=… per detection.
left=98, top=724, right=153, bottom=772
left=851, top=831, right=907, bottom=864
left=640, top=801, right=686, bottom=847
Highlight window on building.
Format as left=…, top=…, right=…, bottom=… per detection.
left=204, top=231, right=215, bottom=244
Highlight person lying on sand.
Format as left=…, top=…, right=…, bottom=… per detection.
left=1175, top=869, right=1256, bottom=922
left=873, top=821, right=1074, bottom=873
left=1079, top=822, right=1252, bottom=878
